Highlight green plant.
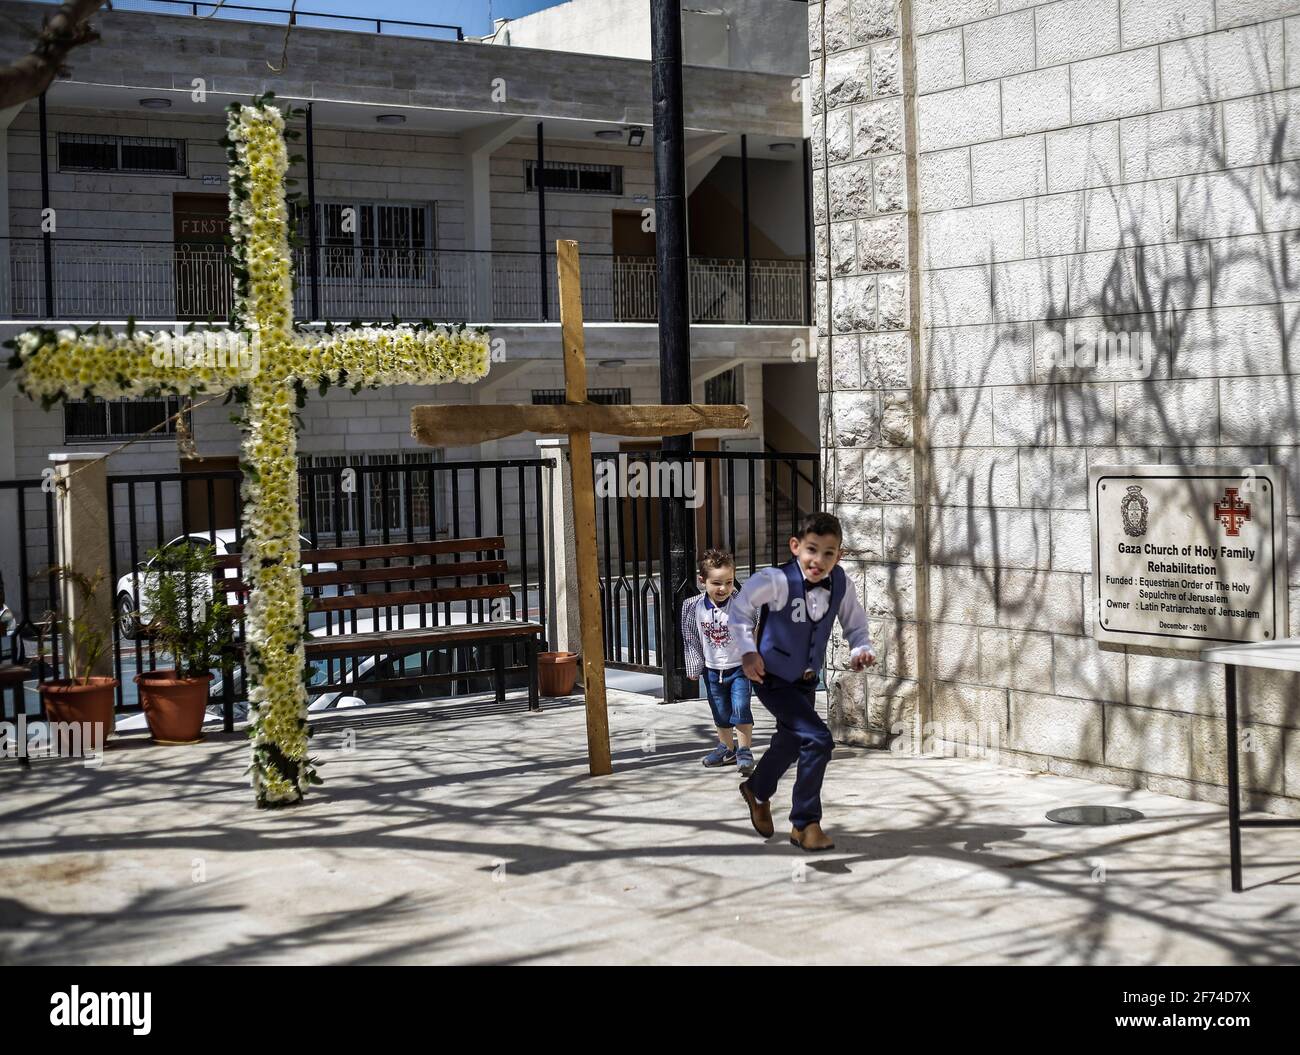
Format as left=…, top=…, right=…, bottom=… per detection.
left=139, top=542, right=233, bottom=679
left=39, top=565, right=111, bottom=685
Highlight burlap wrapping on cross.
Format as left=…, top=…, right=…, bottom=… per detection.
left=411, top=403, right=750, bottom=446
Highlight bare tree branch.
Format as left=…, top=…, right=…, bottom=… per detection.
left=0, top=0, right=106, bottom=111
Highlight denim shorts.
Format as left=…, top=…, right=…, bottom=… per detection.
left=703, top=665, right=755, bottom=728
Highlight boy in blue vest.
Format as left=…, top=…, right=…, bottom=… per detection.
left=730, top=512, right=875, bottom=852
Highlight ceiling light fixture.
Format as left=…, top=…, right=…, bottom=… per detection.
left=595, top=129, right=622, bottom=141
left=769, top=141, right=797, bottom=152
left=627, top=126, right=645, bottom=147
left=138, top=97, right=172, bottom=109
left=598, top=358, right=626, bottom=369
left=375, top=113, right=406, bottom=125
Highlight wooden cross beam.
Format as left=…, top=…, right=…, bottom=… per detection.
left=412, top=240, right=750, bottom=775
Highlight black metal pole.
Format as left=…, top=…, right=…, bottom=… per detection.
left=651, top=0, right=694, bottom=704
left=38, top=92, right=53, bottom=319
left=536, top=121, right=549, bottom=322
left=1226, top=664, right=1243, bottom=892
left=306, top=103, right=320, bottom=321
left=802, top=137, right=814, bottom=327
left=740, top=133, right=752, bottom=325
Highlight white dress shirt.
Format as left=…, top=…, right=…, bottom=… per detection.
left=695, top=596, right=748, bottom=670
left=731, top=565, right=874, bottom=662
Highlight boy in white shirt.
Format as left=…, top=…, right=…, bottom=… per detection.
left=680, top=548, right=756, bottom=775
left=729, top=512, right=875, bottom=852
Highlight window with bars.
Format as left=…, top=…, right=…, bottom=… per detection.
left=704, top=367, right=741, bottom=406
left=57, top=133, right=187, bottom=175
left=63, top=396, right=184, bottom=443
left=524, top=161, right=624, bottom=195
left=292, top=200, right=435, bottom=281
left=531, top=388, right=631, bottom=405
left=298, top=451, right=444, bottom=539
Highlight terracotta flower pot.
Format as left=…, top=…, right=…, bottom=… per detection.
left=135, top=670, right=213, bottom=744
left=538, top=651, right=579, bottom=697
left=40, top=677, right=118, bottom=755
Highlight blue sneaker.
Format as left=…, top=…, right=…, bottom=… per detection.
left=702, top=743, right=737, bottom=768
left=735, top=746, right=756, bottom=776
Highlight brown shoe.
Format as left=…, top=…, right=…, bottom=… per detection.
left=790, top=822, right=835, bottom=852
left=739, top=780, right=774, bottom=838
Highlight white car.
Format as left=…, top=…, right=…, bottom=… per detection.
left=0, top=597, right=17, bottom=661
left=114, top=529, right=341, bottom=640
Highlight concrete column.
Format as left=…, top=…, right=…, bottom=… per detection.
left=462, top=149, right=494, bottom=321
left=0, top=393, right=17, bottom=622
left=812, top=0, right=928, bottom=745
left=0, top=388, right=14, bottom=479
left=536, top=436, right=582, bottom=660
left=51, top=451, right=114, bottom=678
left=0, top=103, right=23, bottom=318
left=460, top=117, right=531, bottom=324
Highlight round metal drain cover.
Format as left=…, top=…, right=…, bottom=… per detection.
left=1046, top=805, right=1145, bottom=826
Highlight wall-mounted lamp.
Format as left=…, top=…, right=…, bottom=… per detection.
left=627, top=126, right=645, bottom=147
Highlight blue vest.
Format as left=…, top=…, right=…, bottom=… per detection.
left=757, top=561, right=847, bottom=682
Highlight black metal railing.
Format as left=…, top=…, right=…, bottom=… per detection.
left=109, top=1, right=464, bottom=40
left=100, top=458, right=550, bottom=717
left=1, top=238, right=809, bottom=326
left=0, top=478, right=58, bottom=722
left=593, top=449, right=820, bottom=673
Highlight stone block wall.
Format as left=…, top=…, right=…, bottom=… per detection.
left=814, top=0, right=1300, bottom=812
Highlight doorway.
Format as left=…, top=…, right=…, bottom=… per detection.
left=173, top=193, right=232, bottom=321
left=613, top=438, right=721, bottom=564
left=612, top=209, right=657, bottom=321
left=181, top=456, right=240, bottom=533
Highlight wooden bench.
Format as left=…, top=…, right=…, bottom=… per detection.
left=214, top=535, right=544, bottom=730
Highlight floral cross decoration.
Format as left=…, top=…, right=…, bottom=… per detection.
left=5, top=95, right=491, bottom=806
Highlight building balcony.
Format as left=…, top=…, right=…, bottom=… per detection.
left=0, top=240, right=810, bottom=327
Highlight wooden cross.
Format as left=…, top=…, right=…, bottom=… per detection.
left=411, top=240, right=749, bottom=775
left=6, top=97, right=490, bottom=807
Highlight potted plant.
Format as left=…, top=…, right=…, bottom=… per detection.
left=38, top=567, right=119, bottom=753
left=134, top=541, right=232, bottom=744
left=538, top=651, right=579, bottom=696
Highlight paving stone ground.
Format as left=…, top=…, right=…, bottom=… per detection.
left=1, top=689, right=1297, bottom=965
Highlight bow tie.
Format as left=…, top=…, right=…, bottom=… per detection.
left=803, top=577, right=831, bottom=592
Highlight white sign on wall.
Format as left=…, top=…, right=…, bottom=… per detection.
left=1089, top=465, right=1288, bottom=650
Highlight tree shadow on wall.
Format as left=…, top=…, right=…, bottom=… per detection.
left=828, top=48, right=1300, bottom=802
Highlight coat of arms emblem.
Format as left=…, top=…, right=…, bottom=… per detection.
left=1120, top=484, right=1149, bottom=537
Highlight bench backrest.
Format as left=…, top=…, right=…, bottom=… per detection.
left=213, top=535, right=512, bottom=618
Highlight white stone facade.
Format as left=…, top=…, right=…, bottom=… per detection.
left=813, top=0, right=1300, bottom=811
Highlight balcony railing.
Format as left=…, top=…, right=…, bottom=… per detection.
left=0, top=240, right=810, bottom=326
left=108, top=1, right=465, bottom=41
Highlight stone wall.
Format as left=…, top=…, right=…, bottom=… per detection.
left=814, top=0, right=1300, bottom=812
left=810, top=0, right=925, bottom=749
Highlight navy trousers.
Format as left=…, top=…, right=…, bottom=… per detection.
left=748, top=674, right=833, bottom=830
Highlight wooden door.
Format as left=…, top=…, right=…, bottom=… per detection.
left=173, top=193, right=232, bottom=320
left=612, top=210, right=657, bottom=322
left=182, top=456, right=240, bottom=533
